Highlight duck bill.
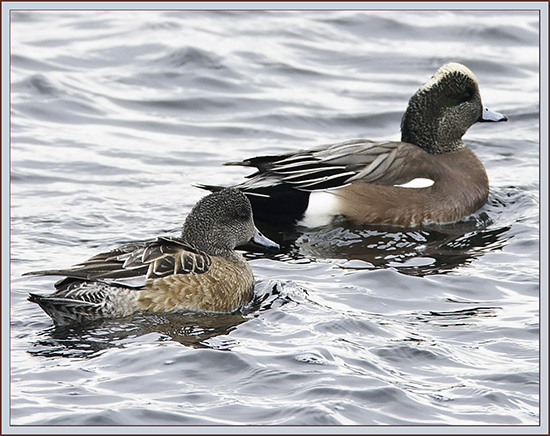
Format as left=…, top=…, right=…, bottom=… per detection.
left=251, top=228, right=280, bottom=251
left=479, top=106, right=508, bottom=122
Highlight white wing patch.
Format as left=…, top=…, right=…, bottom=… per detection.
left=394, top=178, right=435, bottom=189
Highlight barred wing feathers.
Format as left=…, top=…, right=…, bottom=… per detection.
left=233, top=140, right=405, bottom=192
left=24, top=237, right=212, bottom=284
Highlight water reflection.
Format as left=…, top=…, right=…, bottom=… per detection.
left=28, top=320, right=138, bottom=360
left=28, top=311, right=249, bottom=359
left=414, top=306, right=503, bottom=327
left=256, top=213, right=512, bottom=277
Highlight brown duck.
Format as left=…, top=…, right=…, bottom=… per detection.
left=202, top=63, right=508, bottom=227
left=26, top=188, right=279, bottom=325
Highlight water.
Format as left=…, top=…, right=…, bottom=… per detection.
left=8, top=9, right=540, bottom=427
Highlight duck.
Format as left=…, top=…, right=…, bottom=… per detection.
left=201, top=63, right=508, bottom=227
left=25, top=188, right=279, bottom=325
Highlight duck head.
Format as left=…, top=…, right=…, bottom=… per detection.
left=182, top=188, right=279, bottom=255
left=401, top=63, right=507, bottom=154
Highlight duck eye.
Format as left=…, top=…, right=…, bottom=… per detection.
left=442, top=88, right=475, bottom=108
left=460, top=88, right=473, bottom=103
left=235, top=206, right=250, bottom=220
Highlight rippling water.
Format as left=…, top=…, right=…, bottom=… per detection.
left=8, top=8, right=541, bottom=427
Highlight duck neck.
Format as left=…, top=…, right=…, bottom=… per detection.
left=401, top=108, right=465, bottom=154
left=401, top=129, right=465, bottom=154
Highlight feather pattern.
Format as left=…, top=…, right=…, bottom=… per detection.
left=24, top=236, right=212, bottom=284
left=234, top=139, right=405, bottom=192
left=28, top=281, right=141, bottom=325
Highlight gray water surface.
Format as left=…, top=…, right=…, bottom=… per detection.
left=9, top=9, right=540, bottom=427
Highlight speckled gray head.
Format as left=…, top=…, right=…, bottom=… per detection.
left=401, top=63, right=507, bottom=154
left=182, top=188, right=279, bottom=255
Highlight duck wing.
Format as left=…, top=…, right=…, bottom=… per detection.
left=226, top=139, right=408, bottom=192
left=24, top=236, right=212, bottom=286
left=197, top=139, right=427, bottom=225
